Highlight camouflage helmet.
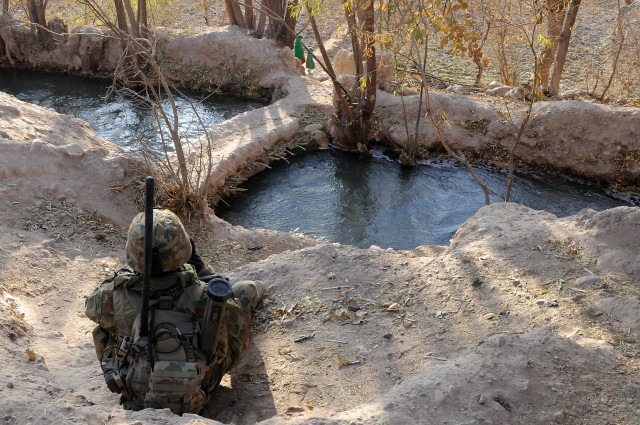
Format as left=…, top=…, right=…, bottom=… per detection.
left=125, top=209, right=192, bottom=274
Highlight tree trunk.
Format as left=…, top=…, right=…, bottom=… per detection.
left=224, top=0, right=238, bottom=25
left=264, top=0, right=283, bottom=39
left=344, top=2, right=363, bottom=76
left=225, top=0, right=246, bottom=28
left=473, top=49, right=484, bottom=86
left=245, top=0, right=254, bottom=30
left=329, top=0, right=377, bottom=151
left=27, top=0, right=51, bottom=46
left=309, top=13, right=353, bottom=122
left=281, top=0, right=299, bottom=47
left=201, top=0, right=210, bottom=26
left=114, top=0, right=129, bottom=33
left=362, top=0, right=376, bottom=120
left=549, top=0, right=581, bottom=95
left=2, top=0, right=9, bottom=14
left=123, top=0, right=138, bottom=37
left=255, top=5, right=266, bottom=38
left=473, top=23, right=490, bottom=87
left=232, top=0, right=247, bottom=28
left=537, top=0, right=565, bottom=90
left=138, top=0, right=148, bottom=37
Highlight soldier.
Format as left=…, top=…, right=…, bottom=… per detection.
left=85, top=209, right=265, bottom=414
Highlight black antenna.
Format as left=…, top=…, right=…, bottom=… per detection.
left=140, top=176, right=154, bottom=338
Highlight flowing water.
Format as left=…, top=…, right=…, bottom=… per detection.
left=0, top=69, right=264, bottom=151
left=217, top=149, right=638, bottom=249
left=2, top=70, right=637, bottom=249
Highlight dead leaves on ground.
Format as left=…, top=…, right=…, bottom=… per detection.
left=258, top=290, right=417, bottom=329
left=15, top=195, right=123, bottom=248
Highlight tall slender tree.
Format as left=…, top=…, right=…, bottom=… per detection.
left=111, top=0, right=148, bottom=38
left=26, top=0, right=50, bottom=45
left=548, top=0, right=581, bottom=95
left=537, top=0, right=565, bottom=90
left=223, top=0, right=300, bottom=48
left=201, top=0, right=211, bottom=26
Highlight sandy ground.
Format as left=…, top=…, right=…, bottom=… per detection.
left=2, top=79, right=640, bottom=425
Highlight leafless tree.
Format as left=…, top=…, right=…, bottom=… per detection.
left=79, top=0, right=215, bottom=215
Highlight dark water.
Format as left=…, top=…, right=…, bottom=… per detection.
left=218, top=149, right=638, bottom=249
left=0, top=69, right=264, bottom=151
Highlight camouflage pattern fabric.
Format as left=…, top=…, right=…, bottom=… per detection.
left=85, top=263, right=265, bottom=413
left=85, top=265, right=199, bottom=339
left=214, top=280, right=264, bottom=375
left=123, top=308, right=211, bottom=414
left=125, top=209, right=192, bottom=274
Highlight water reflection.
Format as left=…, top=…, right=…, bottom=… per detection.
left=335, top=155, right=374, bottom=246
left=218, top=149, right=638, bottom=249
left=0, top=69, right=263, bottom=151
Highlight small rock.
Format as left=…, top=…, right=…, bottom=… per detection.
left=487, top=80, right=502, bottom=89
left=383, top=402, right=394, bottom=411
left=553, top=410, right=566, bottom=422
left=575, top=275, right=601, bottom=287
left=434, top=389, right=446, bottom=406
left=304, top=123, right=323, bottom=133
left=64, top=143, right=85, bottom=159
left=7, top=382, right=14, bottom=389
left=535, top=299, right=546, bottom=305
left=559, top=89, right=579, bottom=100
left=356, top=346, right=370, bottom=358
left=447, top=84, right=467, bottom=94
left=307, top=69, right=329, bottom=81
left=29, top=140, right=56, bottom=154
left=477, top=394, right=486, bottom=405
left=487, top=86, right=512, bottom=96
left=313, top=130, right=330, bottom=149
left=281, top=319, right=296, bottom=329
left=2, top=104, right=21, bottom=116
left=383, top=333, right=393, bottom=340
left=507, top=88, right=523, bottom=99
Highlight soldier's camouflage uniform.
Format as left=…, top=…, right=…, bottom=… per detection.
left=85, top=209, right=264, bottom=413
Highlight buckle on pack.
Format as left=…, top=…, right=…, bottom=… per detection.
left=102, top=358, right=130, bottom=397
left=118, top=336, right=132, bottom=359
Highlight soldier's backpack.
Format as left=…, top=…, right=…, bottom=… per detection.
left=85, top=265, right=222, bottom=415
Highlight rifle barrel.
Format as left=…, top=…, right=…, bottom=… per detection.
left=140, top=176, right=154, bottom=338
